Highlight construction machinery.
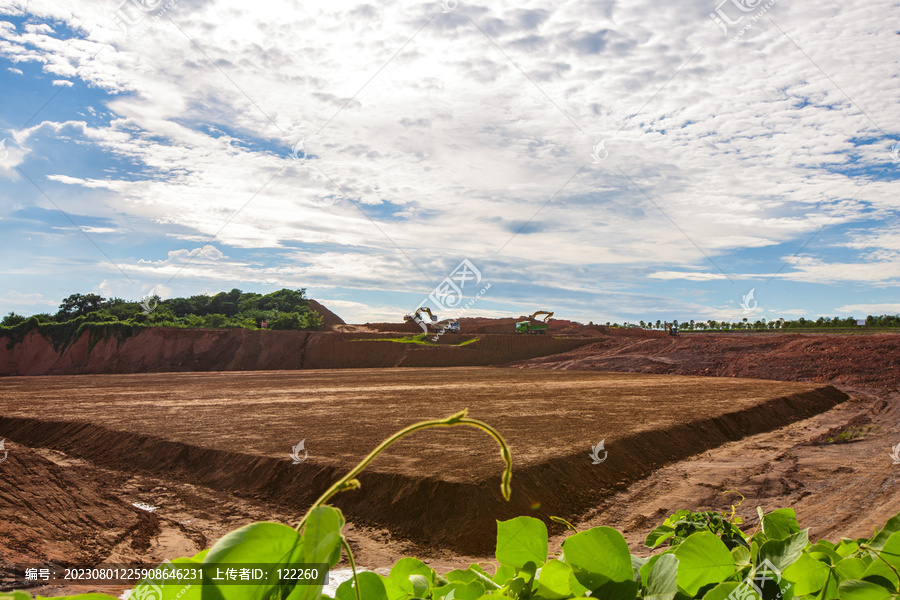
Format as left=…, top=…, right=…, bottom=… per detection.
left=515, top=310, right=553, bottom=335
left=404, top=307, right=460, bottom=333
left=404, top=307, right=437, bottom=325
left=435, top=321, right=461, bottom=334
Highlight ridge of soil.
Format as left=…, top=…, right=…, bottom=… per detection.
left=511, top=332, right=900, bottom=389
left=0, top=329, right=596, bottom=376
left=0, top=370, right=845, bottom=556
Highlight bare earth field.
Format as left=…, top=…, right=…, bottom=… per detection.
left=2, top=327, right=900, bottom=597
left=0, top=368, right=848, bottom=595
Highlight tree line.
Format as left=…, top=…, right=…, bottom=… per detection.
left=589, top=314, right=900, bottom=330
left=1, top=288, right=322, bottom=331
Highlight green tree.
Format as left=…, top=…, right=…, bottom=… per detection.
left=57, top=293, right=105, bottom=318
left=1, top=312, right=28, bottom=327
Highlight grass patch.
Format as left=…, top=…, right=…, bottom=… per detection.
left=825, top=424, right=880, bottom=443
left=352, top=333, right=481, bottom=347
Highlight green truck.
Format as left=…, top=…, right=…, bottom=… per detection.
left=515, top=311, right=553, bottom=334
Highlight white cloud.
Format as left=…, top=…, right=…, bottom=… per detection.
left=0, top=290, right=57, bottom=307
left=51, top=79, right=73, bottom=86
left=834, top=303, right=900, bottom=315
left=1, top=0, right=898, bottom=320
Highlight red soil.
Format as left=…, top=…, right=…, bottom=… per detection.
left=513, top=332, right=900, bottom=390
left=308, top=299, right=345, bottom=329
left=0, top=329, right=596, bottom=376
left=0, top=370, right=843, bottom=559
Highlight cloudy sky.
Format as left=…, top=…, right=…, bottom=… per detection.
left=0, top=0, right=898, bottom=324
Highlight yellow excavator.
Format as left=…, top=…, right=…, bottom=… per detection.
left=516, top=311, right=553, bottom=334
left=404, top=307, right=437, bottom=324
left=404, top=307, right=461, bottom=333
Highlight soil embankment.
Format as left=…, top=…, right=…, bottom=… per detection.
left=0, top=370, right=847, bottom=556
left=0, top=329, right=596, bottom=376
left=512, top=333, right=900, bottom=389
left=366, top=317, right=667, bottom=337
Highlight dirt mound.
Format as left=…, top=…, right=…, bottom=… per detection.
left=308, top=299, right=345, bottom=330
left=513, top=333, right=900, bottom=390
left=0, top=370, right=847, bottom=555
left=365, top=317, right=666, bottom=337
left=0, top=328, right=598, bottom=376
left=0, top=441, right=147, bottom=573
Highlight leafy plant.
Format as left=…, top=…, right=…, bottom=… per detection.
left=644, top=509, right=749, bottom=550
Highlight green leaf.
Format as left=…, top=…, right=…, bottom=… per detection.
left=563, top=526, right=633, bottom=590
left=702, top=582, right=744, bottom=600
left=632, top=554, right=650, bottom=580
left=837, top=579, right=892, bottom=600
left=835, top=541, right=860, bottom=558
left=0, top=593, right=34, bottom=600
left=302, top=506, right=345, bottom=568
left=868, top=511, right=900, bottom=551
left=645, top=554, right=679, bottom=600
left=759, top=529, right=809, bottom=572
left=433, top=581, right=485, bottom=600
left=408, top=574, right=430, bottom=597
left=834, top=557, right=868, bottom=581
left=161, top=558, right=203, bottom=600
left=594, top=579, right=639, bottom=600
left=496, top=517, right=549, bottom=568
left=335, top=572, right=408, bottom=600
left=446, top=569, right=479, bottom=583
left=646, top=525, right=677, bottom=548
left=289, top=506, right=346, bottom=600
left=807, top=543, right=843, bottom=565
left=493, top=564, right=516, bottom=586
left=732, top=546, right=751, bottom=567
left=876, top=530, right=900, bottom=570
left=639, top=555, right=662, bottom=587
left=201, top=521, right=304, bottom=600
left=758, top=508, right=801, bottom=541
left=859, top=559, right=898, bottom=591
left=536, top=559, right=577, bottom=600
left=389, top=556, right=436, bottom=586
left=783, top=552, right=830, bottom=596
left=672, top=531, right=736, bottom=596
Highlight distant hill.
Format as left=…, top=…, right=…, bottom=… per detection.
left=308, top=299, right=345, bottom=329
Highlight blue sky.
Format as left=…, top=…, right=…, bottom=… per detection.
left=0, top=0, right=898, bottom=324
